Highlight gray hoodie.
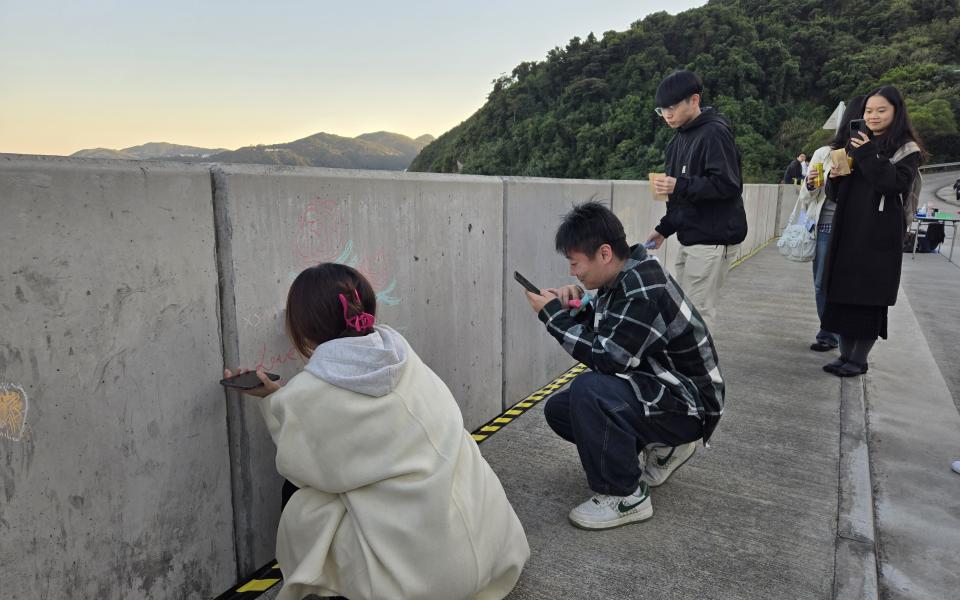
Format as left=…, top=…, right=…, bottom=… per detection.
left=304, top=325, right=408, bottom=397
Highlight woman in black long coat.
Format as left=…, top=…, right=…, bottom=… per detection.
left=820, top=85, right=925, bottom=377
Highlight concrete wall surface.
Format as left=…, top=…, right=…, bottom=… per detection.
left=777, top=184, right=800, bottom=236
left=610, top=181, right=672, bottom=270
left=502, top=178, right=612, bottom=405
left=0, top=154, right=784, bottom=597
left=0, top=156, right=236, bottom=599
left=212, top=164, right=505, bottom=570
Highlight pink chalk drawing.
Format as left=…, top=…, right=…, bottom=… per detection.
left=290, top=199, right=401, bottom=306
left=0, top=383, right=28, bottom=442
left=253, top=342, right=302, bottom=372
left=294, top=200, right=343, bottom=267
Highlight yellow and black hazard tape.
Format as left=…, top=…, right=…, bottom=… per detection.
left=470, top=363, right=587, bottom=444
left=212, top=561, right=282, bottom=599
left=730, top=237, right=775, bottom=270
left=211, top=363, right=586, bottom=599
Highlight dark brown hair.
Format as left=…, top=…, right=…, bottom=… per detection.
left=285, top=263, right=377, bottom=357
left=862, top=85, right=927, bottom=161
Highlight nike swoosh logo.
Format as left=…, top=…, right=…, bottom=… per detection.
left=618, top=498, right=645, bottom=513
left=656, top=448, right=676, bottom=467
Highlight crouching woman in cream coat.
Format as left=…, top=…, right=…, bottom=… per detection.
left=226, top=263, right=529, bottom=600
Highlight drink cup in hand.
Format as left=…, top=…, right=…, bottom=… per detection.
left=648, top=173, right=668, bottom=201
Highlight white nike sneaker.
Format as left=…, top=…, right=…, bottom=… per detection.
left=641, top=442, right=697, bottom=487
left=568, top=483, right=653, bottom=530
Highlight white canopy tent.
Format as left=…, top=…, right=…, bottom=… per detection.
left=822, top=101, right=845, bottom=131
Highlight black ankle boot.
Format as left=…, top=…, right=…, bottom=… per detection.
left=834, top=360, right=868, bottom=377
left=823, top=356, right=848, bottom=374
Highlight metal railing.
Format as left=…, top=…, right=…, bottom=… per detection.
left=920, top=162, right=960, bottom=173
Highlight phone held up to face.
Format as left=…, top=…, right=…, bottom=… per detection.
left=848, top=118, right=867, bottom=140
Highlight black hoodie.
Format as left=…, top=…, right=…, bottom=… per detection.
left=654, top=107, right=748, bottom=246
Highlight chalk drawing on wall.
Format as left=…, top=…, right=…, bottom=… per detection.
left=290, top=199, right=401, bottom=306
left=294, top=200, right=343, bottom=267
left=0, top=383, right=28, bottom=442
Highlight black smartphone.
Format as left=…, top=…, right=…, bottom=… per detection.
left=513, top=271, right=541, bottom=295
left=220, top=371, right=280, bottom=390
left=849, top=119, right=867, bottom=138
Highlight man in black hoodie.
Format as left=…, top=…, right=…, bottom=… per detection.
left=646, top=70, right=748, bottom=331
left=782, top=153, right=807, bottom=185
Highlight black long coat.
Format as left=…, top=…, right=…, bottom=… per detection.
left=823, top=142, right=920, bottom=307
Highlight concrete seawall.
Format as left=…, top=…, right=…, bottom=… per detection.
left=0, top=153, right=793, bottom=598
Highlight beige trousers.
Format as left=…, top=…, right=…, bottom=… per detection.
left=674, top=243, right=740, bottom=332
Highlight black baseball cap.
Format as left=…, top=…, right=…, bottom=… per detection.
left=655, top=70, right=703, bottom=108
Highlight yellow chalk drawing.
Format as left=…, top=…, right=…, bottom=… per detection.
left=0, top=383, right=28, bottom=442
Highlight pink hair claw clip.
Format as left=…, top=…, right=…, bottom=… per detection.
left=339, top=289, right=375, bottom=332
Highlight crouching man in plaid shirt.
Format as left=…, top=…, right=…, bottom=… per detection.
left=524, top=202, right=724, bottom=530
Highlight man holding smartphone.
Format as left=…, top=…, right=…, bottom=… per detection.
left=524, top=202, right=723, bottom=530
left=646, top=70, right=748, bottom=332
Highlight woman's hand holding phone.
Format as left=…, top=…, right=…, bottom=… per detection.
left=849, top=131, right=871, bottom=149
left=222, top=367, right=282, bottom=398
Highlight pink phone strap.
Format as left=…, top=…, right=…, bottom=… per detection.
left=339, top=289, right=375, bottom=332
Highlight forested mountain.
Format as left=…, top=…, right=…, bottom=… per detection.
left=409, top=0, right=960, bottom=182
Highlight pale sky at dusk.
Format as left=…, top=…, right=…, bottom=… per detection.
left=0, top=0, right=705, bottom=156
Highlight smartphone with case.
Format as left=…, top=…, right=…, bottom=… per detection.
left=220, top=371, right=280, bottom=390
left=513, top=271, right=541, bottom=294
left=849, top=119, right=867, bottom=138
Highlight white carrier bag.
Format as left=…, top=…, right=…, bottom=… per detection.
left=777, top=195, right=816, bottom=262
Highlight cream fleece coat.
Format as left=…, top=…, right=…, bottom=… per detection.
left=258, top=326, right=529, bottom=600
left=797, top=145, right=836, bottom=225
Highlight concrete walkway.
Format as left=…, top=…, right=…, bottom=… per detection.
left=257, top=246, right=960, bottom=600
left=480, top=246, right=960, bottom=600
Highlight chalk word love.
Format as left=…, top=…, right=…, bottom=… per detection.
left=253, top=342, right=302, bottom=373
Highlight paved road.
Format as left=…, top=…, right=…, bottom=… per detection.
left=922, top=169, right=959, bottom=208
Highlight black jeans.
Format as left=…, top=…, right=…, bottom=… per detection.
left=544, top=371, right=703, bottom=496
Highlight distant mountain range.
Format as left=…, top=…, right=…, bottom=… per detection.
left=71, top=131, right=436, bottom=171
left=71, top=142, right=228, bottom=160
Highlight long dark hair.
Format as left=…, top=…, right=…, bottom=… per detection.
left=829, top=95, right=866, bottom=150
left=285, top=263, right=377, bottom=357
left=861, top=85, right=927, bottom=159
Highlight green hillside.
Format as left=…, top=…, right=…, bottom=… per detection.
left=409, top=0, right=960, bottom=182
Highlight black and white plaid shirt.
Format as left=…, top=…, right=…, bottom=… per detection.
left=538, top=244, right=725, bottom=441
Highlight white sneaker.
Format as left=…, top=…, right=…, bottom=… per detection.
left=568, top=483, right=653, bottom=530
left=952, top=460, right=960, bottom=475
left=641, top=442, right=697, bottom=487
